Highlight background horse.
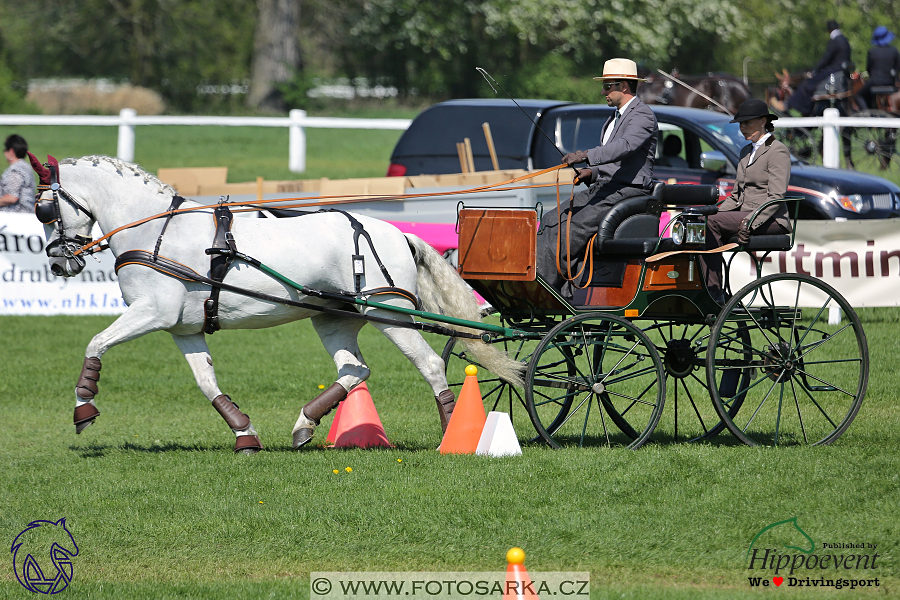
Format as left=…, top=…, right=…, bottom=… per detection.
left=766, top=68, right=864, bottom=167
left=638, top=72, right=752, bottom=115
left=766, top=67, right=864, bottom=115
left=36, top=155, right=522, bottom=452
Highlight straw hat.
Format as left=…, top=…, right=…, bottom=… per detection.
left=592, top=58, right=647, bottom=82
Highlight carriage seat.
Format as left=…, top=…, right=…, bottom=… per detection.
left=722, top=196, right=801, bottom=252
left=594, top=182, right=719, bottom=255
left=812, top=61, right=856, bottom=99
left=726, top=233, right=793, bottom=252
left=870, top=85, right=897, bottom=96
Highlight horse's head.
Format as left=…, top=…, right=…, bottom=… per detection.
left=30, top=155, right=97, bottom=277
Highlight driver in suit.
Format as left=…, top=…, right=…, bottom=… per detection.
left=536, top=58, right=658, bottom=295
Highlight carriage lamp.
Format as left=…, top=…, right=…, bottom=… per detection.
left=671, top=211, right=706, bottom=247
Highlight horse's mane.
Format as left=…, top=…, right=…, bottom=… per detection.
left=60, top=155, right=175, bottom=196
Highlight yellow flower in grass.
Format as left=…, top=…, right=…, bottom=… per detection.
left=333, top=469, right=339, bottom=474
left=345, top=467, right=353, bottom=473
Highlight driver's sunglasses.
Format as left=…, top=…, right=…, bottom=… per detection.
left=602, top=81, right=624, bottom=91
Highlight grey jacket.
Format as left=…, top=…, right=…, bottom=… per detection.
left=585, top=97, right=658, bottom=189
left=719, top=135, right=792, bottom=231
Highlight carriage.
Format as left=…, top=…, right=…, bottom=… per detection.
left=441, top=181, right=869, bottom=449
left=36, top=156, right=868, bottom=451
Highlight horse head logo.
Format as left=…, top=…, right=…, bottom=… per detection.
left=11, top=518, right=79, bottom=594
left=747, top=516, right=815, bottom=559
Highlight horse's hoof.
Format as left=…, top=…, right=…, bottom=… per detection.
left=75, top=419, right=95, bottom=434
left=234, top=435, right=262, bottom=454
left=292, top=426, right=315, bottom=449
left=74, top=403, right=100, bottom=434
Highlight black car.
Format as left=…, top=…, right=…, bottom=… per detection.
left=387, top=98, right=572, bottom=176
left=390, top=100, right=900, bottom=220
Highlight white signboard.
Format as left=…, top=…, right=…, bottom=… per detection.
left=728, top=219, right=900, bottom=307
left=1, top=213, right=125, bottom=315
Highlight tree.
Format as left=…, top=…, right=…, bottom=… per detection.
left=248, top=0, right=302, bottom=111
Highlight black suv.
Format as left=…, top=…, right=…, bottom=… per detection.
left=389, top=100, right=900, bottom=220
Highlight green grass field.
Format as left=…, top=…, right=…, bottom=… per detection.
left=0, top=311, right=897, bottom=599
left=2, top=121, right=899, bottom=598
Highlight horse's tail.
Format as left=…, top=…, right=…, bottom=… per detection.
left=405, top=234, right=525, bottom=387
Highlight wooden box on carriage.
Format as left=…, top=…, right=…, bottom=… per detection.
left=457, top=209, right=537, bottom=281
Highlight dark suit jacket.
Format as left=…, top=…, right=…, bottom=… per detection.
left=814, top=33, right=852, bottom=74
left=719, top=135, right=791, bottom=231
left=866, top=45, right=900, bottom=85
left=585, top=97, right=658, bottom=189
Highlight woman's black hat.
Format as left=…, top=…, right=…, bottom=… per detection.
left=729, top=99, right=778, bottom=123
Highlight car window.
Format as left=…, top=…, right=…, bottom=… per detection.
left=703, top=122, right=746, bottom=155
left=533, top=108, right=615, bottom=166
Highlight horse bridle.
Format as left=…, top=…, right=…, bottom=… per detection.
left=35, top=163, right=96, bottom=267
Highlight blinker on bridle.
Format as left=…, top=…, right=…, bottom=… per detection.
left=35, top=163, right=96, bottom=262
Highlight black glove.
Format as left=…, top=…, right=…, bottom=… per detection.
left=574, top=168, right=593, bottom=185
left=562, top=150, right=589, bottom=166
left=737, top=219, right=751, bottom=245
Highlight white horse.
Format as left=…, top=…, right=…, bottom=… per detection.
left=36, top=155, right=522, bottom=453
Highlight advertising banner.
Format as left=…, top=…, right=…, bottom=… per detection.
left=728, top=219, right=900, bottom=307
left=2, top=214, right=899, bottom=315
left=1, top=213, right=124, bottom=315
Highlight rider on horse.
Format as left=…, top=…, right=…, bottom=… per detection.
left=786, top=19, right=852, bottom=116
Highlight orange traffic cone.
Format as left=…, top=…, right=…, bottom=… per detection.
left=439, top=365, right=486, bottom=454
left=504, top=547, right=540, bottom=600
left=329, top=382, right=392, bottom=449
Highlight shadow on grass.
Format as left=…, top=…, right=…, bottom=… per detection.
left=69, top=441, right=228, bottom=458
left=68, top=439, right=444, bottom=457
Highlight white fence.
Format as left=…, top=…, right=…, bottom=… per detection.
left=3, top=106, right=900, bottom=172
left=775, top=107, right=900, bottom=168
left=0, top=108, right=412, bottom=173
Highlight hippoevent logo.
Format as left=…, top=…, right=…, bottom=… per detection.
left=10, top=518, right=79, bottom=594
left=746, top=517, right=880, bottom=590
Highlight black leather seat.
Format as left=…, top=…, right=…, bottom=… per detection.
left=594, top=182, right=718, bottom=256
left=726, top=233, right=792, bottom=251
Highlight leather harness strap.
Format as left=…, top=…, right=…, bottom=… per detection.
left=152, top=195, right=186, bottom=262
left=320, top=209, right=396, bottom=292
left=203, top=202, right=237, bottom=334
left=113, top=250, right=477, bottom=339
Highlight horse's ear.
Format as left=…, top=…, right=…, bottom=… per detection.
left=27, top=152, right=52, bottom=185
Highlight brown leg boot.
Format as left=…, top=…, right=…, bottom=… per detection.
left=293, top=383, right=348, bottom=448
left=435, top=389, right=456, bottom=433
left=74, top=357, right=103, bottom=434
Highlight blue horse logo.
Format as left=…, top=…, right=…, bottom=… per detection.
left=11, top=518, right=79, bottom=594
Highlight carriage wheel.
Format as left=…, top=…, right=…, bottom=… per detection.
left=773, top=126, right=821, bottom=164
left=526, top=313, right=665, bottom=449
left=641, top=320, right=750, bottom=442
left=441, top=332, right=569, bottom=442
left=847, top=110, right=899, bottom=171
left=706, top=274, right=869, bottom=446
